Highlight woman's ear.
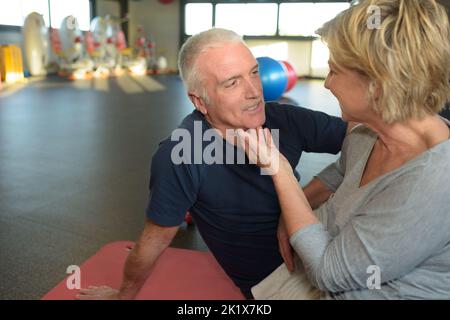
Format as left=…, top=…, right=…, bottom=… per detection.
left=373, top=82, right=381, bottom=100
left=367, top=80, right=381, bottom=101
left=188, top=92, right=208, bottom=115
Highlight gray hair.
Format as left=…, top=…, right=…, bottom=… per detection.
left=178, top=28, right=244, bottom=103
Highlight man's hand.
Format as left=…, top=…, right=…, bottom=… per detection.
left=76, top=285, right=120, bottom=300
left=277, top=217, right=295, bottom=273
left=74, top=219, right=179, bottom=301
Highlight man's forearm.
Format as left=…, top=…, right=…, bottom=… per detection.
left=118, top=221, right=179, bottom=299
left=303, top=177, right=333, bottom=210
left=118, top=243, right=165, bottom=299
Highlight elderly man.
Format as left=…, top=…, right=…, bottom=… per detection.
left=77, top=28, right=347, bottom=300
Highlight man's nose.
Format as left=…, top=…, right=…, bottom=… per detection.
left=245, top=78, right=261, bottom=99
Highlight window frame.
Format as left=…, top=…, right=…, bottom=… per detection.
left=180, top=0, right=351, bottom=46
left=0, top=0, right=95, bottom=32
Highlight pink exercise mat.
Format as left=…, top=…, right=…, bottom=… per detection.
left=42, top=241, right=245, bottom=300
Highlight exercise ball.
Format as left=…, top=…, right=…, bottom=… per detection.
left=280, top=61, right=297, bottom=92
left=257, top=56, right=288, bottom=101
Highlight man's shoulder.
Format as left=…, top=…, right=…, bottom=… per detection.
left=264, top=102, right=304, bottom=129
left=152, top=110, right=212, bottom=167
left=178, top=109, right=207, bottom=131
left=264, top=101, right=345, bottom=130
left=264, top=101, right=310, bottom=117
left=156, top=109, right=206, bottom=146
left=264, top=101, right=342, bottom=122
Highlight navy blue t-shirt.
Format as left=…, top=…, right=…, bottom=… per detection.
left=146, top=102, right=347, bottom=298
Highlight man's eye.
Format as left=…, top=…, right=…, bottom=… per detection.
left=225, top=80, right=237, bottom=88
left=252, top=69, right=259, bottom=75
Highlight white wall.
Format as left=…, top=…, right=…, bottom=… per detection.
left=129, top=0, right=180, bottom=70
left=96, top=0, right=120, bottom=18
left=0, top=28, right=22, bottom=46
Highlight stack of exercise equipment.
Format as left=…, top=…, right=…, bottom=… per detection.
left=23, top=12, right=49, bottom=77
left=256, top=56, right=298, bottom=101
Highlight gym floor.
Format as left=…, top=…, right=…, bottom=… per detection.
left=0, top=74, right=340, bottom=299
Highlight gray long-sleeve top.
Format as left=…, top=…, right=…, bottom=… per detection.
left=290, top=123, right=450, bottom=299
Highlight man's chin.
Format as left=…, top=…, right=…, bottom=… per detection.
left=244, top=116, right=266, bottom=130
left=248, top=104, right=266, bottom=127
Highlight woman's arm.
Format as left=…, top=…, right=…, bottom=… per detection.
left=237, top=127, right=319, bottom=236
left=272, top=157, right=319, bottom=237
left=237, top=127, right=441, bottom=294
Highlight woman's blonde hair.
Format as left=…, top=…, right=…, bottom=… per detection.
left=317, top=0, right=450, bottom=123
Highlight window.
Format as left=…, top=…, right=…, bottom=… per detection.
left=0, top=0, right=49, bottom=27
left=249, top=42, right=288, bottom=61
left=279, top=2, right=350, bottom=36
left=50, top=0, right=91, bottom=31
left=215, top=3, right=278, bottom=36
left=310, top=39, right=330, bottom=77
left=182, top=1, right=351, bottom=39
left=185, top=3, right=213, bottom=35
left=0, top=0, right=22, bottom=26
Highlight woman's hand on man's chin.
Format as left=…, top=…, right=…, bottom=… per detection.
left=236, top=127, right=291, bottom=176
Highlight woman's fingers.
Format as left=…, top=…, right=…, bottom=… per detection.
left=264, top=128, right=273, bottom=149
left=236, top=129, right=254, bottom=162
left=236, top=128, right=278, bottom=174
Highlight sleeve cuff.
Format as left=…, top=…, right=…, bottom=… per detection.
left=289, top=223, right=330, bottom=270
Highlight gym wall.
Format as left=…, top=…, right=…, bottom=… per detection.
left=129, top=0, right=180, bottom=71
left=96, top=0, right=120, bottom=18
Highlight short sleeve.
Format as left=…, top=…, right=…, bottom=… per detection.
left=145, top=140, right=203, bottom=226
left=285, top=106, right=347, bottom=154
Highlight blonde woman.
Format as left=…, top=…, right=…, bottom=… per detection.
left=238, top=0, right=450, bottom=299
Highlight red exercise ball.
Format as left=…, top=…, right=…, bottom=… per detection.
left=280, top=61, right=297, bottom=92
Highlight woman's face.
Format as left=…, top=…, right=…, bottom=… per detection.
left=324, top=61, right=376, bottom=123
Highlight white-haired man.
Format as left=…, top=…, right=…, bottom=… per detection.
left=77, top=28, right=347, bottom=300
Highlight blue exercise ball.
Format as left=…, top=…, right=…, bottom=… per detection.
left=257, top=56, right=288, bottom=101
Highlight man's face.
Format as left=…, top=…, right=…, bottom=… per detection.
left=193, top=42, right=265, bottom=132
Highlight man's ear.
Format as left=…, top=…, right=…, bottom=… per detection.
left=188, top=92, right=208, bottom=115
